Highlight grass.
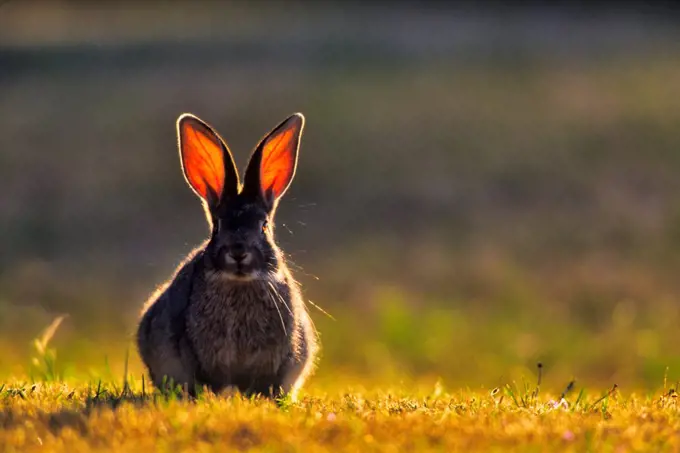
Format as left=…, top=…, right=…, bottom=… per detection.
left=1, top=322, right=676, bottom=452
left=0, top=315, right=677, bottom=451
left=3, top=285, right=680, bottom=388
left=0, top=378, right=678, bottom=452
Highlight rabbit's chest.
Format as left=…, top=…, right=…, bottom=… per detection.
left=187, top=284, right=292, bottom=378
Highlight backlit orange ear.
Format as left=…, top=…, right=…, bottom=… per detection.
left=177, top=114, right=237, bottom=206
left=259, top=113, right=304, bottom=202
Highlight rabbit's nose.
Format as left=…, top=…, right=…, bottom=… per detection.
left=228, top=245, right=252, bottom=264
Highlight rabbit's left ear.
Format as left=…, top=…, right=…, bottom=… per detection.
left=243, top=113, right=304, bottom=210
left=177, top=114, right=239, bottom=210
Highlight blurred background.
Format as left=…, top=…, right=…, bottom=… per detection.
left=1, top=1, right=680, bottom=390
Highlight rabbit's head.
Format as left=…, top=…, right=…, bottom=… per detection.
left=177, top=113, right=304, bottom=281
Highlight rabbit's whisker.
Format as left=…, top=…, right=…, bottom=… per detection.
left=264, top=283, right=288, bottom=335
left=267, top=281, right=294, bottom=318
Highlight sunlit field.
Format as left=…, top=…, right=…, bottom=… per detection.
left=2, top=3, right=680, bottom=452
left=1, top=378, right=678, bottom=452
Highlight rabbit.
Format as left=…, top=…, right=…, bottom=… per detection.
left=136, top=112, right=318, bottom=400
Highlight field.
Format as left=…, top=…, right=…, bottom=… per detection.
left=2, top=3, right=680, bottom=452
left=1, top=378, right=678, bottom=452
left=0, top=321, right=676, bottom=452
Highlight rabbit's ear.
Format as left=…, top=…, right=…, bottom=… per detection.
left=177, top=114, right=239, bottom=209
left=243, top=113, right=304, bottom=210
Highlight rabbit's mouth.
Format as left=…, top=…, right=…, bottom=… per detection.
left=207, top=267, right=261, bottom=283
left=208, top=262, right=260, bottom=281
left=216, top=254, right=261, bottom=281
left=230, top=267, right=257, bottom=280
left=217, top=262, right=258, bottom=281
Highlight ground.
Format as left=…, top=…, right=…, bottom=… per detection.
left=0, top=380, right=677, bottom=452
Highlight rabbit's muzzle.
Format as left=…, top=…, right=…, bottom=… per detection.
left=216, top=242, right=261, bottom=279
left=226, top=243, right=252, bottom=265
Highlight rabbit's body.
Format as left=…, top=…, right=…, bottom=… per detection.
left=137, top=113, right=317, bottom=398
left=138, top=247, right=315, bottom=396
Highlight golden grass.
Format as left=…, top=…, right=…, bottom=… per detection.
left=0, top=380, right=677, bottom=452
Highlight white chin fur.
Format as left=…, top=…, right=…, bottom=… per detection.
left=207, top=269, right=262, bottom=283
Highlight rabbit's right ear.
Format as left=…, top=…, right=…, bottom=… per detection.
left=177, top=114, right=239, bottom=209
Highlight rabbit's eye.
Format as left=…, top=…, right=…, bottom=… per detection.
left=261, top=220, right=268, bottom=234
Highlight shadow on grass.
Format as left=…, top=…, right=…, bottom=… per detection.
left=82, top=378, right=293, bottom=411
left=0, top=406, right=88, bottom=435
